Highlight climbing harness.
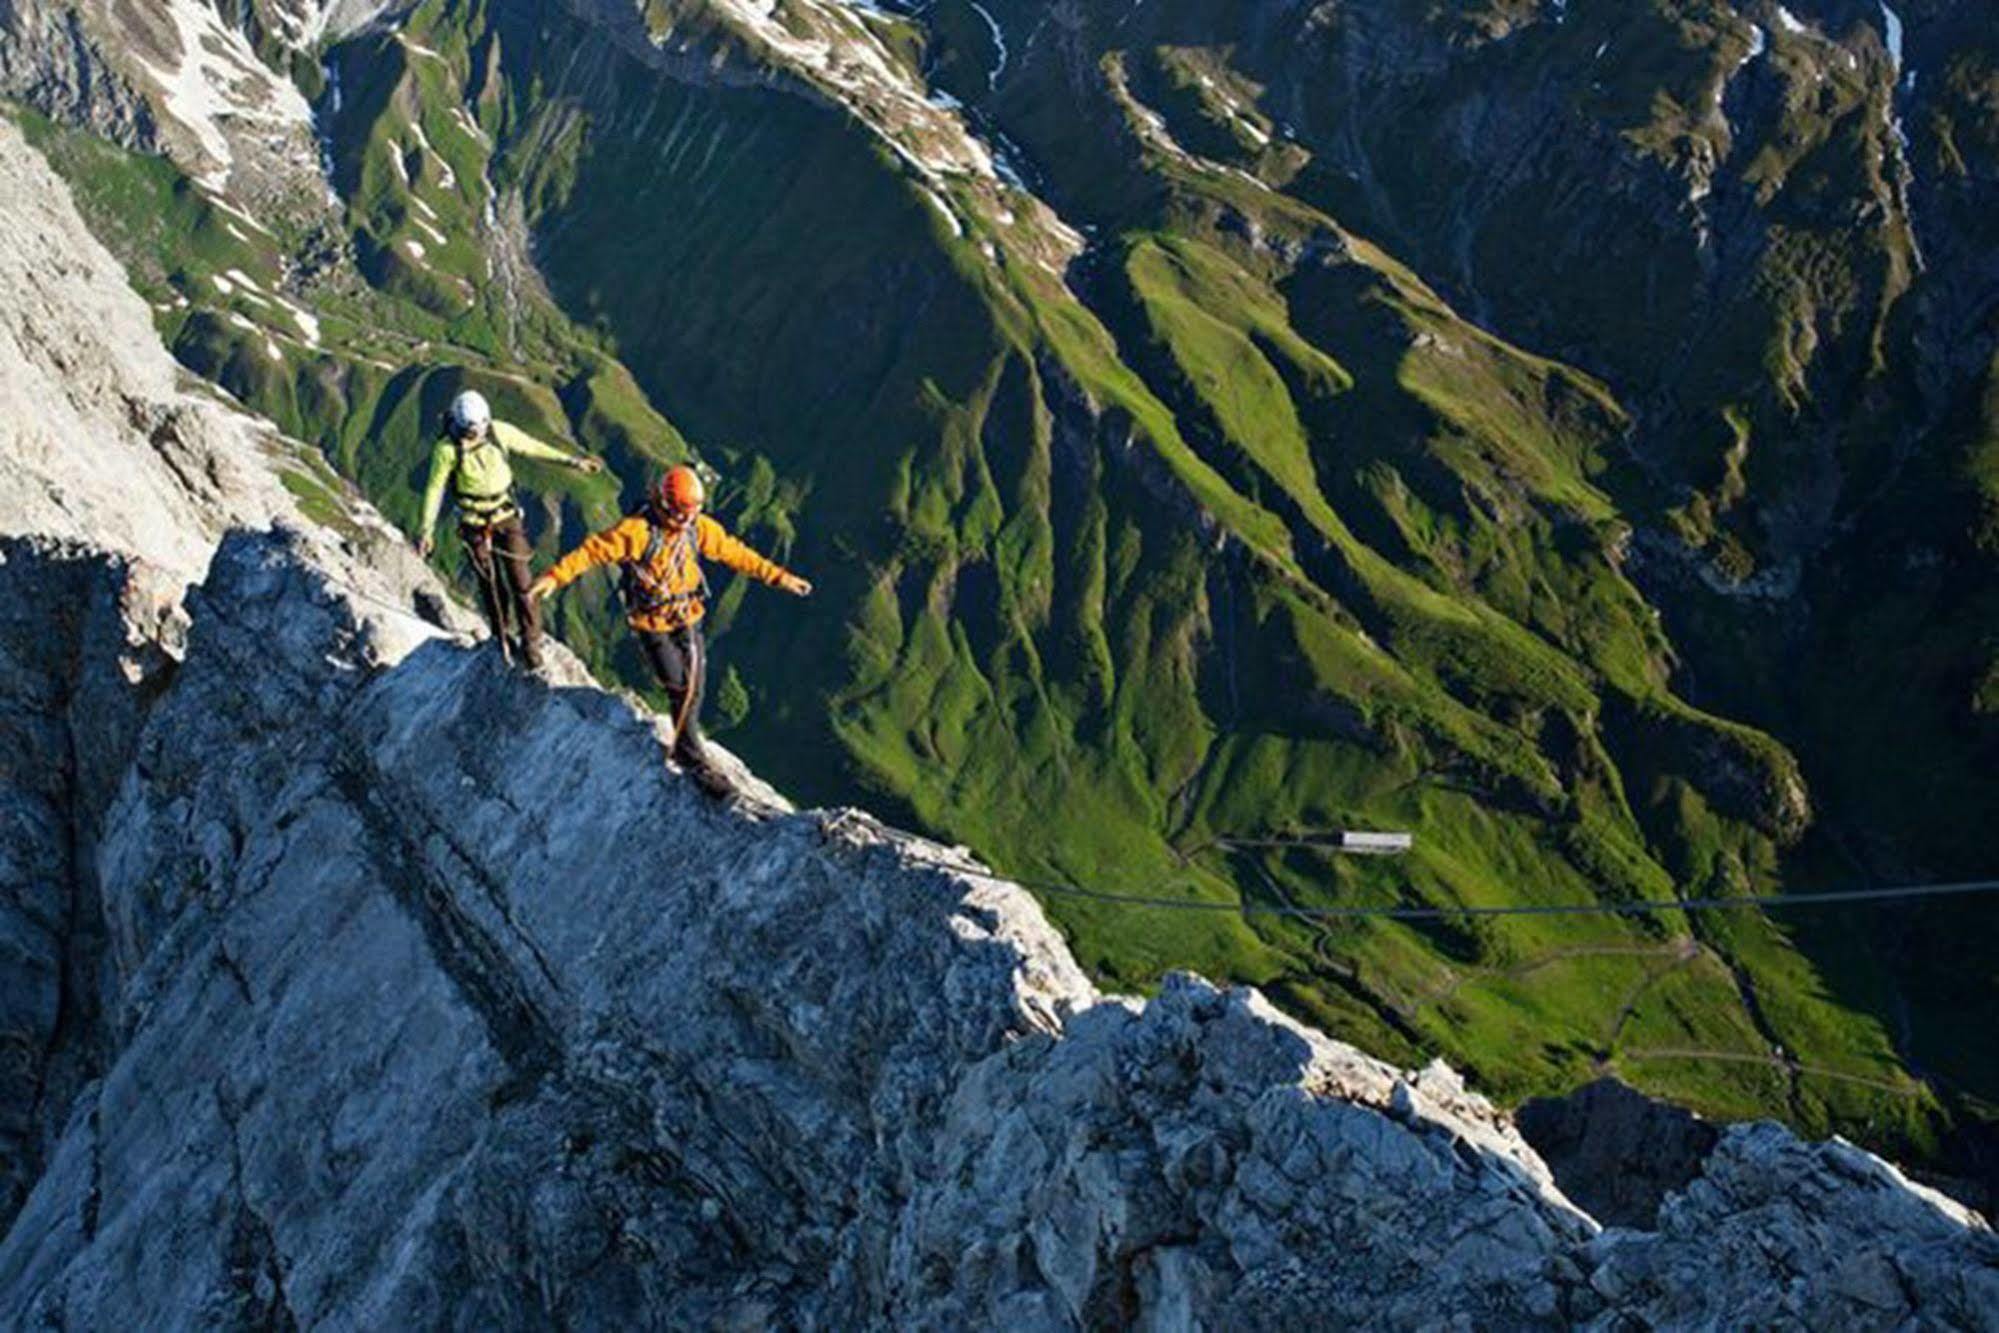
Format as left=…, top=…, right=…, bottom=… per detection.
left=619, top=514, right=710, bottom=622
left=453, top=432, right=520, bottom=526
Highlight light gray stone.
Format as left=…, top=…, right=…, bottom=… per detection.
left=1, top=88, right=1995, bottom=1333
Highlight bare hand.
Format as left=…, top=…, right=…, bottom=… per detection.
left=529, top=574, right=559, bottom=602
left=572, top=456, right=605, bottom=475
left=779, top=573, right=813, bottom=597
left=417, top=535, right=434, bottom=559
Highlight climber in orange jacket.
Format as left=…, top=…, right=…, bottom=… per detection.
left=530, top=465, right=810, bottom=797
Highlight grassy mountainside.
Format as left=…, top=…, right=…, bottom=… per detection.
left=14, top=0, right=1995, bottom=1186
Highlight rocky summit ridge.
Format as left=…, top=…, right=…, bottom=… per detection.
left=0, top=107, right=1995, bottom=1330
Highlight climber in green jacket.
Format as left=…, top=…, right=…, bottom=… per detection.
left=417, top=389, right=603, bottom=668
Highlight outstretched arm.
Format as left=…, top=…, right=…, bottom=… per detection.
left=530, top=517, right=644, bottom=600
left=417, top=439, right=456, bottom=556
left=494, top=419, right=603, bottom=473
left=697, top=516, right=812, bottom=595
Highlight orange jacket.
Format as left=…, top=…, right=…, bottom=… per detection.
left=544, top=513, right=791, bottom=632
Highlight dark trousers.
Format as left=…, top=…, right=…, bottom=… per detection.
left=636, top=624, right=714, bottom=773
left=461, top=514, right=540, bottom=657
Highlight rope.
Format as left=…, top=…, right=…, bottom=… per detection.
left=316, top=574, right=477, bottom=641
left=943, top=866, right=1999, bottom=921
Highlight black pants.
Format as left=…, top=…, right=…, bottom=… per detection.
left=461, top=514, right=540, bottom=658
left=636, top=624, right=714, bottom=774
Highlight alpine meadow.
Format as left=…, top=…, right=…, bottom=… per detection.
left=5, top=0, right=1997, bottom=1218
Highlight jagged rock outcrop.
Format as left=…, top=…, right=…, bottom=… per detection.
left=4, top=526, right=1988, bottom=1329
left=0, top=106, right=459, bottom=1246
left=0, top=540, right=183, bottom=1224
left=0, top=0, right=158, bottom=149
left=0, top=0, right=334, bottom=201
left=1, top=73, right=1996, bottom=1333
left=1518, top=1077, right=1722, bottom=1229
left=0, top=111, right=290, bottom=574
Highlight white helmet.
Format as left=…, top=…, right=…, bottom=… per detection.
left=446, top=389, right=492, bottom=437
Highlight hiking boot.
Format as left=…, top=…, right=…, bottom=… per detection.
left=686, top=761, right=737, bottom=800
left=518, top=635, right=544, bottom=670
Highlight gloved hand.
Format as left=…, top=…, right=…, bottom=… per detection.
left=570, top=456, right=605, bottom=475
left=417, top=534, right=434, bottom=559
left=778, top=573, right=813, bottom=597
left=528, top=574, right=559, bottom=602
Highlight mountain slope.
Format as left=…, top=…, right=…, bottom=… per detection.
left=2, top=0, right=1993, bottom=1186
left=0, top=116, right=1995, bottom=1324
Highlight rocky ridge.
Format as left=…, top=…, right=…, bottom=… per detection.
left=0, top=111, right=1996, bottom=1328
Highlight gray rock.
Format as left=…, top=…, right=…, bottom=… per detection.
left=0, top=0, right=159, bottom=151
left=1579, top=1124, right=1998, bottom=1330
left=0, top=539, right=184, bottom=1225
left=1, top=78, right=1996, bottom=1333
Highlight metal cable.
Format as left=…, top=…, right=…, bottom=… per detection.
left=947, top=867, right=1999, bottom=921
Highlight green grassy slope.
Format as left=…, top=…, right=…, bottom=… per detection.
left=16, top=0, right=1992, bottom=1184
left=933, top=0, right=1991, bottom=1178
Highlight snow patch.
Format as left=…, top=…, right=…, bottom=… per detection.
left=276, top=298, right=321, bottom=345
left=919, top=186, right=963, bottom=237
left=1879, top=2, right=1903, bottom=71
left=967, top=1, right=1009, bottom=89
left=1774, top=6, right=1807, bottom=35
left=1230, top=166, right=1273, bottom=194
left=704, top=0, right=1080, bottom=264
left=205, top=193, right=275, bottom=238
left=133, top=0, right=314, bottom=190
left=403, top=239, right=426, bottom=260
left=398, top=33, right=447, bottom=63
left=448, top=106, right=490, bottom=147
left=407, top=122, right=457, bottom=190
left=269, top=0, right=364, bottom=52
left=316, top=60, right=344, bottom=208
left=224, top=268, right=263, bottom=292
left=1877, top=0, right=1922, bottom=273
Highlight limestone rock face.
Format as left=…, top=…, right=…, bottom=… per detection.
left=1583, top=1124, right=1999, bottom=1329
left=0, top=112, right=290, bottom=576
left=0, top=74, right=1996, bottom=1333
left=0, top=0, right=159, bottom=150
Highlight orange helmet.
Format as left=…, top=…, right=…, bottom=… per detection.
left=654, top=465, right=705, bottom=517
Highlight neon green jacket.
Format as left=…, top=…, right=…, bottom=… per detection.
left=419, top=420, right=577, bottom=540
